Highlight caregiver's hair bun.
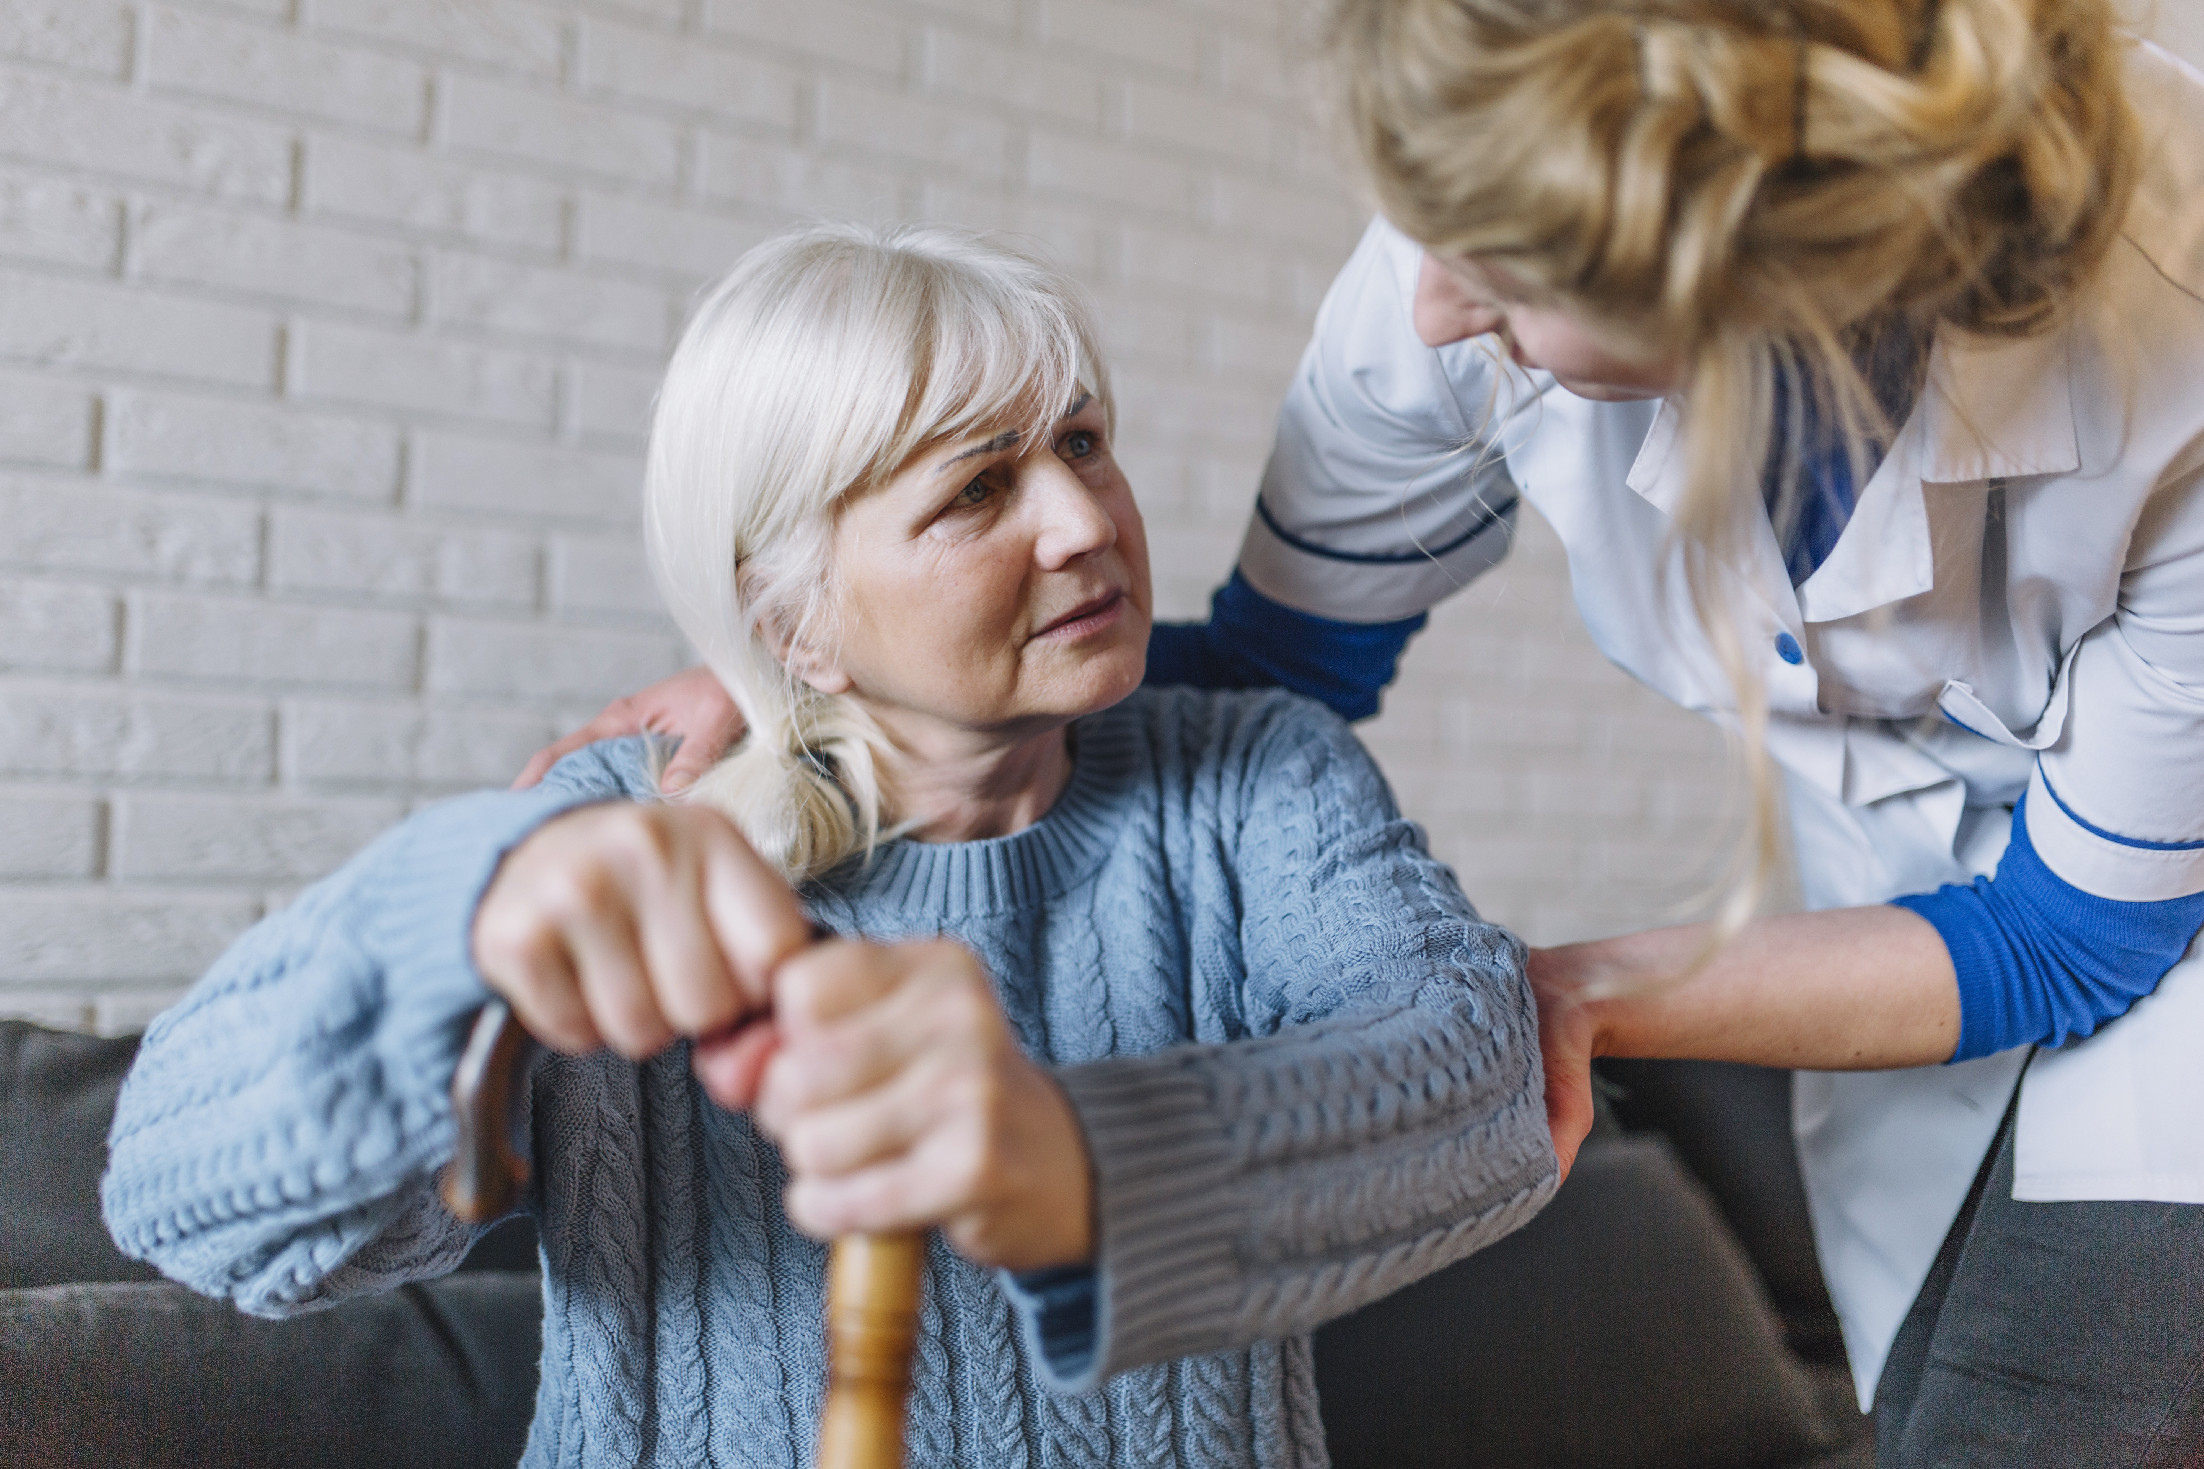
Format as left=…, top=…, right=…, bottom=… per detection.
left=643, top=224, right=1107, bottom=883
left=1335, top=0, right=2135, bottom=342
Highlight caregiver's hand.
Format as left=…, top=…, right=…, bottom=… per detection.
left=1527, top=907, right=1964, bottom=1182
left=1526, top=947, right=1600, bottom=1183
left=754, top=938, right=1095, bottom=1273
left=472, top=802, right=812, bottom=1110
left=513, top=666, right=743, bottom=795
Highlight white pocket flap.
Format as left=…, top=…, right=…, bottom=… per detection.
left=1935, top=643, right=2080, bottom=751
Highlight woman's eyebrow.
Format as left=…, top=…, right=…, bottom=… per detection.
left=1062, top=391, right=1092, bottom=418
left=938, top=429, right=1021, bottom=474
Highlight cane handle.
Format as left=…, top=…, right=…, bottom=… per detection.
left=441, top=998, right=537, bottom=1224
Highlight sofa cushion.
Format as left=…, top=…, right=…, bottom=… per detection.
left=1314, top=1136, right=1855, bottom=1469
left=0, top=1273, right=542, bottom=1469
left=0, top=1021, right=156, bottom=1289
left=1598, top=1059, right=1846, bottom=1367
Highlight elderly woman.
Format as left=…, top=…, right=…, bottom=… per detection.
left=99, top=226, right=1553, bottom=1469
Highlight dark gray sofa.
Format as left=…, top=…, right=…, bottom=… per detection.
left=1, top=1019, right=1868, bottom=1467
left=0, top=1021, right=537, bottom=1469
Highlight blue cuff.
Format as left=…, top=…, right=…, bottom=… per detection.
left=1893, top=795, right=2204, bottom=1063
left=1000, top=1264, right=1098, bottom=1385
left=1142, top=569, right=1425, bottom=722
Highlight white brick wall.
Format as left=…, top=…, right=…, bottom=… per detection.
left=14, top=1, right=2175, bottom=1032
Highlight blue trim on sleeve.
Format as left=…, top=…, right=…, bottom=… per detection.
left=1892, top=795, right=2204, bottom=1062
left=1142, top=568, right=1425, bottom=723
left=1001, top=1264, right=1098, bottom=1382
left=1253, top=491, right=1515, bottom=565
left=2037, top=768, right=2204, bottom=852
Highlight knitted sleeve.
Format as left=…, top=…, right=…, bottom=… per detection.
left=99, top=739, right=650, bottom=1317
left=1048, top=694, right=1556, bottom=1388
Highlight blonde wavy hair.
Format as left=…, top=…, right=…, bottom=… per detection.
left=645, top=224, right=1107, bottom=883
left=1337, top=0, right=2139, bottom=922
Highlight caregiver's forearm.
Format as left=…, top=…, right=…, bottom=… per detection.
left=1549, top=906, right=1961, bottom=1070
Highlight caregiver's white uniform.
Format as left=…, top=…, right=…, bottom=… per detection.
left=1242, top=43, right=2204, bottom=1405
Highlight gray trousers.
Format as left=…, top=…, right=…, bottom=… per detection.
left=1876, top=1101, right=2204, bottom=1467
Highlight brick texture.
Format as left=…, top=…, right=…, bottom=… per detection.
left=0, top=0, right=2035, bottom=1029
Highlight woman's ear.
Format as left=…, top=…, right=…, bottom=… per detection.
left=782, top=638, right=854, bottom=698
left=739, top=563, right=854, bottom=696
left=749, top=599, right=853, bottom=697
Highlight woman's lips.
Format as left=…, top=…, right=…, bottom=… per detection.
left=1034, top=588, right=1126, bottom=640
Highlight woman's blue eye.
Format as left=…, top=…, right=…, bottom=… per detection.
left=1062, top=430, right=1098, bottom=458
left=954, top=473, right=998, bottom=507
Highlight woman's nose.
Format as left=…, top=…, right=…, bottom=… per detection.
left=1026, top=457, right=1117, bottom=569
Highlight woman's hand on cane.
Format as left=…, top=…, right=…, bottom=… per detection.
left=471, top=801, right=811, bottom=1109
left=754, top=938, right=1096, bottom=1274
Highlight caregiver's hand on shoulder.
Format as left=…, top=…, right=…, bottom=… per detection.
left=1527, top=946, right=1603, bottom=1184
left=472, top=802, right=811, bottom=1109
left=754, top=938, right=1095, bottom=1273
left=512, top=666, right=744, bottom=795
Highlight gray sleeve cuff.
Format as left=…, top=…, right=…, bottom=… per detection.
left=1050, top=1054, right=1244, bottom=1388
left=1048, top=1005, right=1556, bottom=1388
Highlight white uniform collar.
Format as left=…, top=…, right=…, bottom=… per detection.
left=1916, top=319, right=2081, bottom=484
left=1621, top=319, right=2080, bottom=627
left=1621, top=401, right=1802, bottom=634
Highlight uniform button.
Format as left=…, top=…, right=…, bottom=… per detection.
left=1775, top=632, right=1804, bottom=665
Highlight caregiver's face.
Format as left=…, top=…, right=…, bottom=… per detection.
left=1413, top=250, right=1681, bottom=402
left=820, top=391, right=1153, bottom=743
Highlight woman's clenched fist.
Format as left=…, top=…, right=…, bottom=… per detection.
left=472, top=803, right=812, bottom=1107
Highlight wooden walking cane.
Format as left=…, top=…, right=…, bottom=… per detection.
left=815, top=1229, right=925, bottom=1469
left=440, top=997, right=926, bottom=1469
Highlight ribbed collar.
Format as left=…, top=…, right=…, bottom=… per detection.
left=815, top=697, right=1145, bottom=922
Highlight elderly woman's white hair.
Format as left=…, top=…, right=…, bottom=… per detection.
left=645, top=223, right=1111, bottom=882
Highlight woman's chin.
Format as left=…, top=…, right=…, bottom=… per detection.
left=1047, top=635, right=1149, bottom=722
left=1551, top=374, right=1668, bottom=403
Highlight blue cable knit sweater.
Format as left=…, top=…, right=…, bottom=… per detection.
left=103, top=686, right=1555, bottom=1469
